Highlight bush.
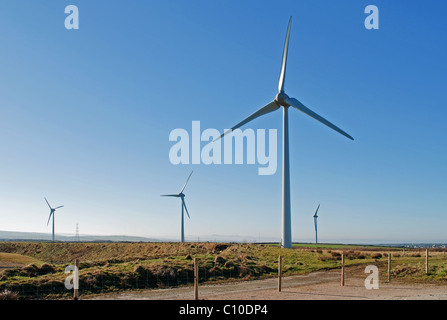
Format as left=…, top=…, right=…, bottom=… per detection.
left=214, top=256, right=226, bottom=265
left=372, top=253, right=382, bottom=259
left=155, top=266, right=178, bottom=287
left=346, top=251, right=366, bottom=260
left=0, top=289, right=18, bottom=300
left=238, top=265, right=253, bottom=279
left=319, top=251, right=343, bottom=262
left=212, top=244, right=230, bottom=253
left=331, top=252, right=342, bottom=260
left=22, top=264, right=39, bottom=277
left=39, top=263, right=56, bottom=275
left=133, top=265, right=146, bottom=274
left=331, top=251, right=341, bottom=257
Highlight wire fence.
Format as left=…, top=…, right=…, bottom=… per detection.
left=0, top=248, right=442, bottom=299
left=0, top=259, right=265, bottom=299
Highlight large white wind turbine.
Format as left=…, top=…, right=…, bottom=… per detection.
left=216, top=17, right=353, bottom=248
left=45, top=197, right=64, bottom=242
left=313, top=204, right=320, bottom=245
left=161, top=171, right=193, bottom=243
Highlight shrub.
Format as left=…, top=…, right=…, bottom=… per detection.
left=155, top=266, right=178, bottom=287
left=22, top=264, right=39, bottom=277
left=346, top=251, right=366, bottom=260
left=238, top=265, right=253, bottom=279
left=372, top=253, right=382, bottom=259
left=212, top=244, right=230, bottom=253
left=39, top=263, right=56, bottom=275
left=331, top=252, right=342, bottom=260
left=214, top=256, right=226, bottom=265
left=133, top=265, right=146, bottom=274
left=0, top=289, right=18, bottom=300
left=392, top=266, right=420, bottom=276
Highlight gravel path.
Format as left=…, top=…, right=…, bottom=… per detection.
left=86, top=269, right=447, bottom=300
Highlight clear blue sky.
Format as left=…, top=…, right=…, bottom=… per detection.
left=0, top=1, right=446, bottom=243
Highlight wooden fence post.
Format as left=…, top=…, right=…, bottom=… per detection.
left=426, top=248, right=429, bottom=275
left=388, top=253, right=391, bottom=283
left=278, top=255, right=282, bottom=292
left=74, top=259, right=79, bottom=300
left=194, top=258, right=199, bottom=300
left=341, top=252, right=344, bottom=287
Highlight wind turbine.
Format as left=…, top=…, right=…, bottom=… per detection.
left=161, top=171, right=193, bottom=243
left=313, top=204, right=320, bottom=245
left=45, top=197, right=64, bottom=242
left=215, top=17, right=353, bottom=248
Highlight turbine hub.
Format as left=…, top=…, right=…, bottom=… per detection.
left=275, top=92, right=289, bottom=107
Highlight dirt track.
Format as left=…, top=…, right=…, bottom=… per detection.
left=87, top=269, right=447, bottom=300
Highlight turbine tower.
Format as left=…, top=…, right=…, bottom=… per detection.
left=216, top=17, right=353, bottom=248
left=313, top=204, right=320, bottom=244
left=161, top=171, right=193, bottom=243
left=45, top=197, right=64, bottom=242
left=75, top=223, right=80, bottom=242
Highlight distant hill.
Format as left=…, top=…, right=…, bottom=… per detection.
left=1, top=230, right=443, bottom=248
left=0, top=230, right=159, bottom=242
left=0, top=230, right=268, bottom=243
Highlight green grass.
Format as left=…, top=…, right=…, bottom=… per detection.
left=264, top=242, right=399, bottom=250
left=293, top=243, right=387, bottom=249
left=0, top=253, right=44, bottom=268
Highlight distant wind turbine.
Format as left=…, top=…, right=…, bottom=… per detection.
left=215, top=17, right=353, bottom=248
left=313, top=204, right=320, bottom=245
left=161, top=171, right=193, bottom=243
left=45, top=197, right=64, bottom=242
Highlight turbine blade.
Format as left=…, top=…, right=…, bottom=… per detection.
left=278, top=16, right=292, bottom=93
left=46, top=212, right=53, bottom=226
left=313, top=204, right=320, bottom=218
left=54, top=205, right=64, bottom=210
left=214, top=100, right=280, bottom=142
left=182, top=199, right=190, bottom=219
left=180, top=171, right=193, bottom=194
left=286, top=97, right=354, bottom=141
left=161, top=194, right=180, bottom=197
left=44, top=197, right=52, bottom=210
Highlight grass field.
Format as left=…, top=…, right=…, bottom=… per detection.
left=0, top=253, right=44, bottom=269
left=0, top=242, right=445, bottom=299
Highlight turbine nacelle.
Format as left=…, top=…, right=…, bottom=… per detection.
left=275, top=92, right=290, bottom=107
